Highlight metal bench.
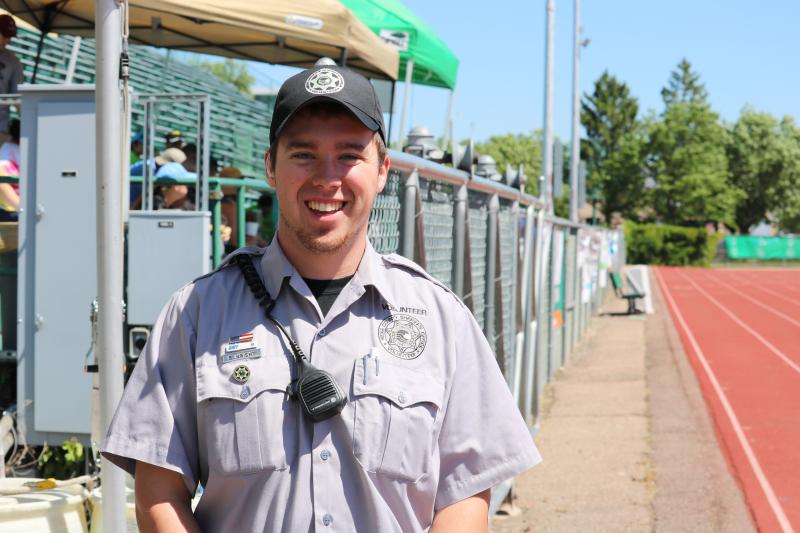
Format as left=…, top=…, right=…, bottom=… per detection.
left=609, top=271, right=644, bottom=314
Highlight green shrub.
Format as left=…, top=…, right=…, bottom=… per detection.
left=624, top=220, right=722, bottom=266
left=37, top=438, right=85, bottom=479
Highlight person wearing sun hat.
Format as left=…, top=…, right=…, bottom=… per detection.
left=103, top=61, right=540, bottom=533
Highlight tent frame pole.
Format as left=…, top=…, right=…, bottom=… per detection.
left=386, top=80, right=396, bottom=146
left=396, top=58, right=414, bottom=149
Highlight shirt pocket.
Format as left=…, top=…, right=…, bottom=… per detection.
left=351, top=355, right=444, bottom=483
left=197, top=356, right=296, bottom=475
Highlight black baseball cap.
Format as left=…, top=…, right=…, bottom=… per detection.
left=270, top=65, right=386, bottom=146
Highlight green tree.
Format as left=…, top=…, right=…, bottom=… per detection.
left=474, top=131, right=543, bottom=196
left=645, top=60, right=741, bottom=227
left=191, top=58, right=254, bottom=96
left=726, top=107, right=784, bottom=231
left=581, top=71, right=645, bottom=221
left=772, top=117, right=800, bottom=232
left=661, top=58, right=707, bottom=106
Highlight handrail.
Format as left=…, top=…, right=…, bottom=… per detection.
left=388, top=150, right=468, bottom=187
left=388, top=149, right=545, bottom=209
left=545, top=214, right=593, bottom=230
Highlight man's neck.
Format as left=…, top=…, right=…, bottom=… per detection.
left=276, top=232, right=366, bottom=279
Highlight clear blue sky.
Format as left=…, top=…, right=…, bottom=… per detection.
left=246, top=0, right=799, bottom=145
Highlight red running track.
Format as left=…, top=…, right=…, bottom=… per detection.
left=656, top=267, right=800, bottom=533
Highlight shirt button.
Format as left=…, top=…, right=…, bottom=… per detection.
left=322, top=513, right=333, bottom=526
left=320, top=449, right=331, bottom=461
left=240, top=386, right=250, bottom=399
left=397, top=391, right=406, bottom=404
left=318, top=328, right=328, bottom=337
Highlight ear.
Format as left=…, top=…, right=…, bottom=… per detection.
left=377, top=153, right=390, bottom=193
left=265, top=149, right=277, bottom=188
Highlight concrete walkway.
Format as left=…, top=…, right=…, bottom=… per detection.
left=491, top=273, right=754, bottom=532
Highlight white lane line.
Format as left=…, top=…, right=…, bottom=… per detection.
left=751, top=285, right=800, bottom=308
left=655, top=268, right=796, bottom=533
left=680, top=272, right=800, bottom=376
left=703, top=274, right=800, bottom=329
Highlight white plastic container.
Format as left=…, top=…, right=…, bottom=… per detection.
left=89, top=485, right=138, bottom=533
left=0, top=478, right=89, bottom=533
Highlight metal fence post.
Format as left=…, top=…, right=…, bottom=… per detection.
left=401, top=170, right=419, bottom=260
left=485, top=193, right=499, bottom=353
left=453, top=184, right=467, bottom=299
left=516, top=205, right=535, bottom=409
left=508, top=200, right=519, bottom=384
left=526, top=204, right=547, bottom=424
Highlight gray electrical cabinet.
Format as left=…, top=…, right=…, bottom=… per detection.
left=16, top=85, right=97, bottom=445
left=127, top=211, right=211, bottom=325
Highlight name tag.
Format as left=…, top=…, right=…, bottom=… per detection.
left=221, top=348, right=262, bottom=364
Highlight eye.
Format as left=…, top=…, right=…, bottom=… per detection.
left=290, top=151, right=314, bottom=160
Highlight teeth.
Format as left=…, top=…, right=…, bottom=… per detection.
left=307, top=200, right=343, bottom=213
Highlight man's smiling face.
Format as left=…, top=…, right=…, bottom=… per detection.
left=266, top=104, right=389, bottom=262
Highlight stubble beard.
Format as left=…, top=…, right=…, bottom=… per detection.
left=280, top=210, right=363, bottom=255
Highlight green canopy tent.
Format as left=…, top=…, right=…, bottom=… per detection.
left=340, top=0, right=459, bottom=146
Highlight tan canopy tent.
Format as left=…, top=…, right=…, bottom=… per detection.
left=0, top=0, right=399, bottom=79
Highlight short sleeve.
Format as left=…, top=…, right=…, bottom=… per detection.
left=101, top=286, right=200, bottom=494
left=435, top=307, right=542, bottom=510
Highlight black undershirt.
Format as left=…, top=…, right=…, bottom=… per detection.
left=303, top=275, right=354, bottom=316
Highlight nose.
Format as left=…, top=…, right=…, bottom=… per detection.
left=310, top=155, right=344, bottom=189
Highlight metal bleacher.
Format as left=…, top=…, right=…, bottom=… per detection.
left=8, top=25, right=272, bottom=176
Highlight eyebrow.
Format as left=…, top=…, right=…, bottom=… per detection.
left=284, top=140, right=369, bottom=151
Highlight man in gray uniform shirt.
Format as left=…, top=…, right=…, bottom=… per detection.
left=103, top=64, right=540, bottom=532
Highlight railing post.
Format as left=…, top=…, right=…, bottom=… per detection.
left=516, top=205, right=535, bottom=408
left=453, top=184, right=467, bottom=299
left=527, top=199, right=547, bottom=424
left=508, top=200, right=519, bottom=384
left=401, top=170, right=419, bottom=260
left=485, top=194, right=499, bottom=352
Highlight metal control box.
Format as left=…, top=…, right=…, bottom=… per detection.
left=127, top=211, right=211, bottom=326
left=16, top=85, right=97, bottom=445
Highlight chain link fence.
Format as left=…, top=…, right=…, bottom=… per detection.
left=372, top=151, right=625, bottom=514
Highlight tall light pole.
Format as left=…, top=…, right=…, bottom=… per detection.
left=542, top=0, right=556, bottom=211
left=569, top=0, right=581, bottom=223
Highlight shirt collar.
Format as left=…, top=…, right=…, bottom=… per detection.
left=259, top=237, right=295, bottom=300
left=352, top=240, right=396, bottom=308
left=259, top=236, right=396, bottom=308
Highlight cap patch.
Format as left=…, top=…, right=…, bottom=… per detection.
left=305, top=68, right=345, bottom=95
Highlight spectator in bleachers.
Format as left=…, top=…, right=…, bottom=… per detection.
left=0, top=14, right=22, bottom=145
left=217, top=165, right=242, bottom=247
left=153, top=147, right=195, bottom=210
left=165, top=128, right=186, bottom=150
left=182, top=142, right=197, bottom=172
left=131, top=147, right=194, bottom=209
left=153, top=180, right=194, bottom=211
left=0, top=117, right=19, bottom=221
left=130, top=131, right=143, bottom=164
left=0, top=159, right=19, bottom=220
left=0, top=118, right=19, bottom=164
